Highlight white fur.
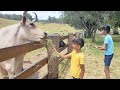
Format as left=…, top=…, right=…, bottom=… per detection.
left=0, top=18, right=45, bottom=79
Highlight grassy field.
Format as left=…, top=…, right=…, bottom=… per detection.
left=61, top=34, right=120, bottom=79
left=84, top=35, right=120, bottom=79
left=1, top=18, right=120, bottom=79
left=0, top=18, right=19, bottom=28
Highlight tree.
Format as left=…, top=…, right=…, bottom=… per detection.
left=62, top=11, right=105, bottom=42
left=107, top=11, right=120, bottom=34
left=0, top=13, right=32, bottom=21
left=39, top=16, right=63, bottom=24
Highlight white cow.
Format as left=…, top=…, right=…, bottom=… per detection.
left=0, top=11, right=47, bottom=79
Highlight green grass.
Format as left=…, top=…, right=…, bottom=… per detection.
left=36, top=23, right=82, bottom=36
left=82, top=35, right=120, bottom=79
left=0, top=18, right=19, bottom=28
left=62, top=34, right=120, bottom=79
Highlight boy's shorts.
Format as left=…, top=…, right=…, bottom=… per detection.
left=104, top=54, right=113, bottom=66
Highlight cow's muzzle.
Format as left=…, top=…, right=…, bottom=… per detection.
left=44, top=32, right=48, bottom=39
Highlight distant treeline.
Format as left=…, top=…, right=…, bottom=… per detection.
left=0, top=13, right=33, bottom=21
left=0, top=13, right=63, bottom=24
left=39, top=16, right=63, bottom=24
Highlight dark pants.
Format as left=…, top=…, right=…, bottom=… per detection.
left=104, top=54, right=113, bottom=66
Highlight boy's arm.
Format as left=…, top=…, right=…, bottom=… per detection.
left=80, top=64, right=85, bottom=79
left=98, top=44, right=108, bottom=50
left=79, top=54, right=85, bottom=79
left=59, top=53, right=71, bottom=59
left=98, top=36, right=108, bottom=50
left=53, top=47, right=71, bottom=59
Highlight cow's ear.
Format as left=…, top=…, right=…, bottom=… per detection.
left=22, top=16, right=27, bottom=24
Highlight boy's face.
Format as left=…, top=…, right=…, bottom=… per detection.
left=72, top=43, right=80, bottom=51
left=102, top=30, right=107, bottom=35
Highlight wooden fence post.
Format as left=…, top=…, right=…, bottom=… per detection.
left=75, top=32, right=84, bottom=38
left=75, top=32, right=80, bottom=38
left=47, top=33, right=60, bottom=79
left=68, top=33, right=74, bottom=53
left=82, top=32, right=84, bottom=38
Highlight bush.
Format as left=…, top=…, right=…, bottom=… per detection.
left=113, top=30, right=119, bottom=35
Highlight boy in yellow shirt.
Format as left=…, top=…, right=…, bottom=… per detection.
left=59, top=38, right=85, bottom=79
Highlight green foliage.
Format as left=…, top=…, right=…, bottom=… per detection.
left=62, top=11, right=105, bottom=40
left=106, top=11, right=120, bottom=27
left=39, top=16, right=63, bottom=24
left=0, top=13, right=32, bottom=21
left=62, top=11, right=109, bottom=30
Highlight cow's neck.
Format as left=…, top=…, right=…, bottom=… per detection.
left=12, top=24, right=21, bottom=45
left=13, top=24, right=31, bottom=45
left=0, top=23, right=22, bottom=49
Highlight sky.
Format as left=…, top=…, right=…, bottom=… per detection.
left=0, top=11, right=62, bottom=20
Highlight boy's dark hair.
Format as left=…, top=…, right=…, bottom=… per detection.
left=72, top=38, right=84, bottom=48
left=102, top=25, right=110, bottom=33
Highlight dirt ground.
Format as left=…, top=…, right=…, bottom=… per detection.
left=24, top=49, right=48, bottom=79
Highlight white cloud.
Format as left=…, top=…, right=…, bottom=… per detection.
left=0, top=11, right=62, bottom=20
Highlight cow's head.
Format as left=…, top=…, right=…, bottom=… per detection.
left=19, top=11, right=47, bottom=44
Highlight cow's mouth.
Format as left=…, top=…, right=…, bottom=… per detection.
left=34, top=32, right=48, bottom=44
left=44, top=32, right=48, bottom=39
left=34, top=41, right=41, bottom=44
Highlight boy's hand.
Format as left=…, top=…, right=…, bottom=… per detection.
left=94, top=45, right=99, bottom=49
left=97, top=46, right=102, bottom=50
left=97, top=46, right=100, bottom=48
left=94, top=45, right=101, bottom=49
left=59, top=53, right=64, bottom=58
left=94, top=45, right=98, bottom=49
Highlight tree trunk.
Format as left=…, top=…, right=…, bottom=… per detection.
left=85, top=29, right=92, bottom=38
left=113, top=26, right=119, bottom=35
left=91, top=25, right=97, bottom=42
left=92, top=30, right=96, bottom=42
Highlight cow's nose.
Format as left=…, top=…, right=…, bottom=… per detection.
left=44, top=32, right=48, bottom=38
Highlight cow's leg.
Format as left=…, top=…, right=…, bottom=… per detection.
left=1, top=55, right=24, bottom=79
left=0, top=65, right=9, bottom=79
left=0, top=58, right=19, bottom=79
left=7, top=72, right=15, bottom=79
left=14, top=54, right=25, bottom=75
left=4, top=59, right=16, bottom=79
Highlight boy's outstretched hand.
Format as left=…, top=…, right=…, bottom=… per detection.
left=94, top=45, right=101, bottom=49
left=59, top=53, right=64, bottom=58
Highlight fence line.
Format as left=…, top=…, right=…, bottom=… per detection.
left=0, top=32, right=83, bottom=79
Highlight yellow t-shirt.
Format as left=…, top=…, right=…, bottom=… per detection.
left=68, top=50, right=85, bottom=78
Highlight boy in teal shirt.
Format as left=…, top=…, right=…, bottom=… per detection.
left=97, top=26, right=114, bottom=79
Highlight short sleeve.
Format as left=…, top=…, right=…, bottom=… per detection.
left=80, top=54, right=85, bottom=65
left=104, top=36, right=109, bottom=44
left=67, top=50, right=74, bottom=56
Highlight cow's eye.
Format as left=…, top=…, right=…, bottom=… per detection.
left=30, top=23, right=34, bottom=26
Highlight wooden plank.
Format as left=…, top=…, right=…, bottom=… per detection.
left=47, top=34, right=60, bottom=79
left=12, top=56, right=48, bottom=79
left=68, top=33, right=74, bottom=53
left=75, top=32, right=81, bottom=38
left=75, top=32, right=84, bottom=38
left=41, top=73, right=48, bottom=79
left=0, top=42, right=45, bottom=62
left=60, top=35, right=68, bottom=41
left=81, top=33, right=84, bottom=38
left=59, top=44, right=68, bottom=52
